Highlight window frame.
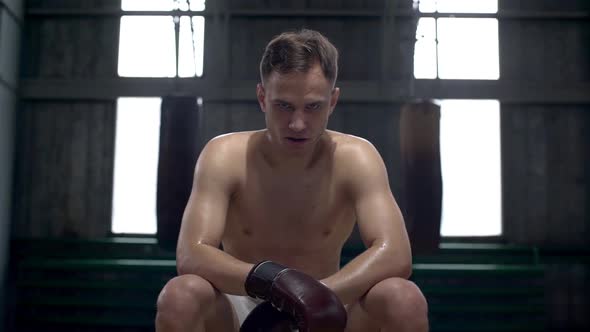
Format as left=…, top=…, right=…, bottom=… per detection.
left=415, top=9, right=500, bottom=80
left=414, top=2, right=504, bottom=241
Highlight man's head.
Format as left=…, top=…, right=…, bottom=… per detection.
left=259, top=29, right=339, bottom=87
left=257, top=30, right=340, bottom=154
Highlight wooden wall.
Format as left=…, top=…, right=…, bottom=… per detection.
left=499, top=0, right=590, bottom=328
left=499, top=0, right=590, bottom=247
left=14, top=0, right=119, bottom=237
left=502, top=105, right=589, bottom=246
left=1, top=0, right=24, bottom=327
left=13, top=102, right=116, bottom=237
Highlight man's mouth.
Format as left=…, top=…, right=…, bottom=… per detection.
left=286, top=137, right=307, bottom=142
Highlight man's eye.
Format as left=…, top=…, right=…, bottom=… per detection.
left=278, top=103, right=292, bottom=110
left=306, top=103, right=320, bottom=111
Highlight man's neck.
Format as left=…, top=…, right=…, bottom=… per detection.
left=261, top=131, right=326, bottom=171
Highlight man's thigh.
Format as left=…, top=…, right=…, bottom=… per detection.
left=203, top=292, right=240, bottom=332
left=345, top=302, right=381, bottom=332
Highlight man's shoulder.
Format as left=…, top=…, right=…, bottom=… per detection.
left=197, top=131, right=259, bottom=174
left=209, top=130, right=259, bottom=144
left=327, top=131, right=384, bottom=182
left=327, top=130, right=377, bottom=159
left=205, top=130, right=260, bottom=154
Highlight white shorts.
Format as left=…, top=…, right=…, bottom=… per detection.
left=225, top=294, right=264, bottom=326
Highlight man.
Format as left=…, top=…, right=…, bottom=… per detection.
left=156, top=29, right=429, bottom=331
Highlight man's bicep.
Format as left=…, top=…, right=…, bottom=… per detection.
left=355, top=183, right=407, bottom=248
left=351, top=145, right=409, bottom=251
left=180, top=182, right=229, bottom=247
left=177, top=142, right=233, bottom=252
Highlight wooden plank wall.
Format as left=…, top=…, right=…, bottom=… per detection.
left=499, top=0, right=590, bottom=328
left=13, top=102, right=116, bottom=238
left=1, top=0, right=24, bottom=327
left=502, top=104, right=590, bottom=328
left=499, top=0, right=590, bottom=247
left=13, top=0, right=119, bottom=237
left=502, top=105, right=589, bottom=247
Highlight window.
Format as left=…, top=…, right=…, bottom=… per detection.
left=438, top=100, right=502, bottom=236
left=413, top=0, right=502, bottom=236
left=112, top=98, right=162, bottom=234
left=117, top=0, right=205, bottom=77
left=112, top=0, right=206, bottom=234
left=414, top=0, right=499, bottom=79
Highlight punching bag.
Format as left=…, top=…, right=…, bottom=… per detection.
left=157, top=96, right=200, bottom=251
left=400, top=100, right=443, bottom=255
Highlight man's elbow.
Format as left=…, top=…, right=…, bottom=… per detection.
left=384, top=250, right=412, bottom=279
left=175, top=249, right=192, bottom=275
left=397, top=256, right=413, bottom=279
left=377, top=243, right=412, bottom=279
left=175, top=242, right=205, bottom=276
left=176, top=255, right=189, bottom=276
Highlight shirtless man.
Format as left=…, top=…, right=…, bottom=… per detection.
left=155, top=29, right=429, bottom=331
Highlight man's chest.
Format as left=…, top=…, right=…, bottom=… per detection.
left=227, top=167, right=352, bottom=230
left=242, top=176, right=338, bottom=218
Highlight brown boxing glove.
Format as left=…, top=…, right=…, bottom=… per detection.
left=240, top=301, right=296, bottom=332
left=244, top=261, right=347, bottom=332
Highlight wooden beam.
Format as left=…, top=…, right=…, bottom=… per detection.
left=19, top=78, right=590, bottom=105
left=24, top=8, right=590, bottom=21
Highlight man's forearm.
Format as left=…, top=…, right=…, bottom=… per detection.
left=321, top=245, right=411, bottom=305
left=176, top=243, right=254, bottom=296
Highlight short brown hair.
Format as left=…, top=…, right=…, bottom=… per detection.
left=259, top=29, right=339, bottom=85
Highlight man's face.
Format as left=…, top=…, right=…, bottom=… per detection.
left=256, top=64, right=340, bottom=152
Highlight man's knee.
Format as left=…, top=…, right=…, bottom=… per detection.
left=363, top=278, right=428, bottom=322
left=157, top=274, right=218, bottom=317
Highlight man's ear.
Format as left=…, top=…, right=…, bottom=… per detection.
left=257, top=83, right=266, bottom=113
left=329, top=87, right=340, bottom=115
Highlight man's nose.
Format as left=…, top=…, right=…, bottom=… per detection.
left=288, top=112, right=306, bottom=132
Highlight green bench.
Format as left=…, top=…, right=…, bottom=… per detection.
left=9, top=238, right=547, bottom=332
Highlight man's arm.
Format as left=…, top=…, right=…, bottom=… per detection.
left=175, top=136, right=254, bottom=296
left=321, top=138, right=412, bottom=305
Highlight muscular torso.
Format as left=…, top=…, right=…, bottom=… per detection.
left=221, top=130, right=357, bottom=279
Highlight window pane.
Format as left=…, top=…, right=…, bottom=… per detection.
left=436, top=0, right=497, bottom=13
left=437, top=18, right=499, bottom=79
left=122, top=0, right=175, bottom=11
left=112, top=98, right=162, bottom=234
left=121, top=0, right=206, bottom=11
left=439, top=100, right=502, bottom=236
left=417, top=0, right=436, bottom=13
left=118, top=16, right=177, bottom=77
left=188, top=0, right=206, bottom=11
left=178, top=16, right=205, bottom=77
left=414, top=18, right=437, bottom=79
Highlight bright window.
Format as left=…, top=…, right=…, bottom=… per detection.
left=439, top=100, right=502, bottom=236
left=118, top=16, right=177, bottom=77
left=117, top=0, right=205, bottom=77
left=112, top=0, right=206, bottom=234
left=112, top=98, right=162, bottom=234
left=413, top=0, right=502, bottom=236
left=418, top=0, right=497, bottom=14
left=414, top=1, right=499, bottom=79
left=437, top=18, right=499, bottom=79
